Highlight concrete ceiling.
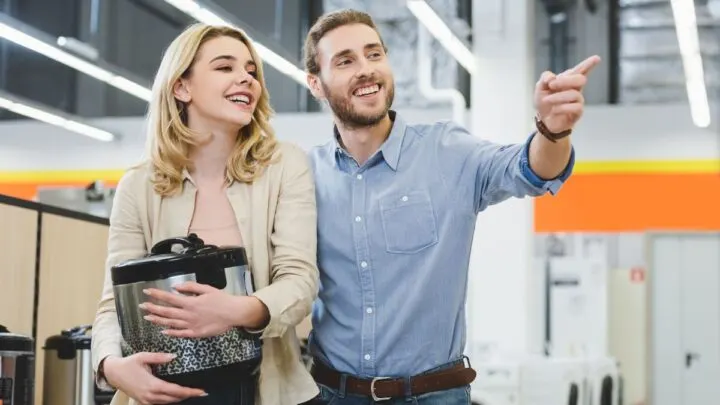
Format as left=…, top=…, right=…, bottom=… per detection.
left=619, top=0, right=720, bottom=104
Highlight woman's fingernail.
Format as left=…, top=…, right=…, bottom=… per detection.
left=138, top=303, right=147, bottom=309
left=200, top=392, right=208, bottom=397
left=143, top=289, right=150, bottom=295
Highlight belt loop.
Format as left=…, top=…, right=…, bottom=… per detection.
left=338, top=373, right=348, bottom=399
left=404, top=375, right=413, bottom=398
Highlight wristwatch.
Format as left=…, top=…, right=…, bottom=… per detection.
left=534, top=114, right=572, bottom=143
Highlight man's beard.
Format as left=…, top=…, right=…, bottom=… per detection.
left=321, top=79, right=394, bottom=130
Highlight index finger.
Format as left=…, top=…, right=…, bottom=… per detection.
left=155, top=378, right=207, bottom=398
left=144, top=288, right=187, bottom=307
left=571, top=55, right=601, bottom=76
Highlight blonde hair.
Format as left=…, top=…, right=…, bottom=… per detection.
left=144, top=23, right=278, bottom=196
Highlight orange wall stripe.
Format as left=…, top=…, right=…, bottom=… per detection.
left=534, top=173, right=720, bottom=232
left=0, top=160, right=718, bottom=232
left=0, top=181, right=119, bottom=201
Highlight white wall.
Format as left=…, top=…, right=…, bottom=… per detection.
left=0, top=103, right=717, bottom=171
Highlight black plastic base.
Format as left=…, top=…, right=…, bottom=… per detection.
left=157, top=357, right=261, bottom=390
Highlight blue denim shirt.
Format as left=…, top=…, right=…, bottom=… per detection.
left=307, top=110, right=575, bottom=378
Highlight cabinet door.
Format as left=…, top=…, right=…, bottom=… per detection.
left=651, top=233, right=720, bottom=405
left=650, top=235, right=683, bottom=405
left=680, top=234, right=720, bottom=404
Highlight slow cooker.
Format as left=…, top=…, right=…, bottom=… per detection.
left=0, top=325, right=35, bottom=405
left=42, top=324, right=115, bottom=405
left=111, top=234, right=261, bottom=388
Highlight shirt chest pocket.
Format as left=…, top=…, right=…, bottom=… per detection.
left=379, top=190, right=439, bottom=254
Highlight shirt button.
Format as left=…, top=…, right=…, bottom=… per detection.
left=364, top=354, right=371, bottom=361
left=361, top=261, right=368, bottom=268
left=356, top=174, right=363, bottom=180
left=402, top=195, right=409, bottom=202
left=366, top=307, right=373, bottom=314
left=355, top=216, right=362, bottom=222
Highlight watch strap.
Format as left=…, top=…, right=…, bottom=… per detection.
left=534, top=115, right=572, bottom=142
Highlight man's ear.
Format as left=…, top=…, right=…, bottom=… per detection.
left=173, top=79, right=192, bottom=103
left=307, top=74, right=325, bottom=100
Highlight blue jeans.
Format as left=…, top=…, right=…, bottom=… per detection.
left=308, top=360, right=473, bottom=405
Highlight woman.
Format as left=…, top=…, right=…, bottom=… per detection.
left=91, top=23, right=319, bottom=405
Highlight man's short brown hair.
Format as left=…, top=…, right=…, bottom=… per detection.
left=303, top=9, right=387, bottom=75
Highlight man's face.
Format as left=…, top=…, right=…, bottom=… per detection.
left=310, top=23, right=394, bottom=128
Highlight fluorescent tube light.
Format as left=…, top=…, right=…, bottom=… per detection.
left=0, top=13, right=152, bottom=101
left=670, top=0, right=711, bottom=128
left=163, top=0, right=308, bottom=86
left=0, top=90, right=116, bottom=142
left=406, top=0, right=476, bottom=75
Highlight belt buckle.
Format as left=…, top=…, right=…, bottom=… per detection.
left=370, top=376, right=391, bottom=401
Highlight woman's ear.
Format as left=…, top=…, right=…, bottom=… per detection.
left=173, top=79, right=192, bottom=103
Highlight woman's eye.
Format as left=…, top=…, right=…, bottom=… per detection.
left=248, top=71, right=258, bottom=78
left=216, top=66, right=232, bottom=72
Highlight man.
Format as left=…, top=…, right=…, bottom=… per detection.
left=302, top=8, right=599, bottom=405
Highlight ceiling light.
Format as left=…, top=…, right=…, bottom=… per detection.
left=406, top=0, right=477, bottom=75
left=670, top=0, right=711, bottom=128
left=163, top=0, right=308, bottom=86
left=0, top=90, right=116, bottom=142
left=0, top=13, right=151, bottom=101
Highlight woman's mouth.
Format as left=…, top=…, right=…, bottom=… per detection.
left=226, top=94, right=251, bottom=105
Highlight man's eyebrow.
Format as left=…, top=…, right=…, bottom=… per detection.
left=331, top=49, right=353, bottom=60
left=331, top=43, right=383, bottom=60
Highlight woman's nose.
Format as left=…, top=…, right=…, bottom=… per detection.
left=235, top=71, right=251, bottom=85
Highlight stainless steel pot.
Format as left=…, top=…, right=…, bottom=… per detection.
left=110, top=234, right=261, bottom=388
left=42, top=325, right=115, bottom=405
left=0, top=325, right=35, bottom=405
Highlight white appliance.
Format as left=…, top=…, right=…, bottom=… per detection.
left=584, top=357, right=620, bottom=405
left=471, top=356, right=594, bottom=405
left=547, top=257, right=608, bottom=359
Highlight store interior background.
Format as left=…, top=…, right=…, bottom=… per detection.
left=0, top=0, right=718, bottom=404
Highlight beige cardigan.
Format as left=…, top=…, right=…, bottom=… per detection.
left=91, top=141, right=320, bottom=405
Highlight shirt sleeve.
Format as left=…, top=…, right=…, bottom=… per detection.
left=91, top=169, right=149, bottom=388
left=251, top=144, right=320, bottom=339
left=436, top=121, right=575, bottom=214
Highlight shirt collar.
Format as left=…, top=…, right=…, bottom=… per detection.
left=332, top=110, right=407, bottom=171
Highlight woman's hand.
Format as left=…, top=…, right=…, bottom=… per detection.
left=103, top=353, right=206, bottom=404
left=141, top=282, right=237, bottom=338
left=141, top=282, right=268, bottom=338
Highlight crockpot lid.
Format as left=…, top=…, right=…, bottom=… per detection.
left=111, top=234, right=248, bottom=285
left=44, top=325, right=92, bottom=351
left=0, top=325, right=34, bottom=353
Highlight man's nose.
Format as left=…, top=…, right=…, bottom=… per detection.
left=355, top=58, right=375, bottom=78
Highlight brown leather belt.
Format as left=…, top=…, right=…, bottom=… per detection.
left=310, top=360, right=477, bottom=401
